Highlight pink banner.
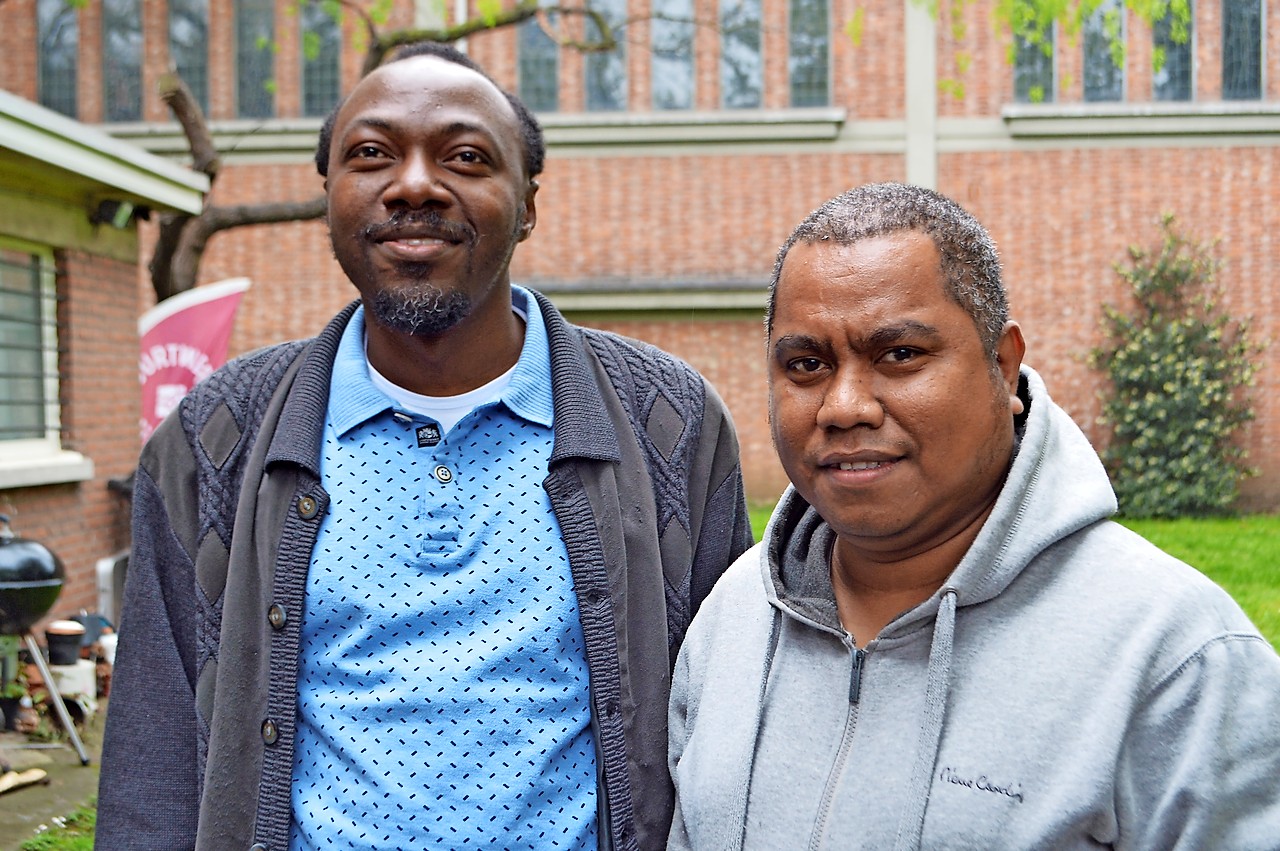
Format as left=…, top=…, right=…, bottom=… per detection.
left=138, top=278, right=251, bottom=442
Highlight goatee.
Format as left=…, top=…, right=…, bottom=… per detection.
left=370, top=283, right=471, bottom=337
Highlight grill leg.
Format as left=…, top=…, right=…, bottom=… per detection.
left=23, top=634, right=90, bottom=766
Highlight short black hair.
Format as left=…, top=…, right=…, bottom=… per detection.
left=314, top=42, right=545, bottom=180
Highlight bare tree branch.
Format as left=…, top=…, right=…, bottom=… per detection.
left=157, top=71, right=220, bottom=179
left=162, top=198, right=328, bottom=297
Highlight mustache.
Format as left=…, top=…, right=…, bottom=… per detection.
left=363, top=210, right=475, bottom=244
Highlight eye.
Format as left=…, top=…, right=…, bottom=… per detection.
left=346, top=143, right=390, bottom=163
left=880, top=347, right=920, bottom=365
left=447, top=148, right=492, bottom=171
left=786, top=357, right=828, bottom=376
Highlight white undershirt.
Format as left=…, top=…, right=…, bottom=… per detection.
left=365, top=305, right=525, bottom=434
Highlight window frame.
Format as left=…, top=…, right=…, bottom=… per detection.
left=36, top=0, right=79, bottom=119
left=788, top=0, right=831, bottom=107
left=1153, top=0, right=1195, bottom=101
left=235, top=0, right=277, bottom=119
left=1222, top=0, right=1264, bottom=100
left=720, top=0, right=764, bottom=108
left=1013, top=24, right=1056, bottom=104
left=299, top=0, right=342, bottom=118
left=102, top=0, right=144, bottom=122
left=0, top=237, right=92, bottom=489
left=169, top=0, right=211, bottom=116
left=1083, top=0, right=1126, bottom=102
left=651, top=0, right=696, bottom=110
left=518, top=3, right=561, bottom=112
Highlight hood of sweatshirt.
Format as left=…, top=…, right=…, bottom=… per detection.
left=759, top=366, right=1119, bottom=850
left=763, top=365, right=1117, bottom=635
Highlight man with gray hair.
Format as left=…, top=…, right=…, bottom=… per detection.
left=668, top=182, right=1280, bottom=850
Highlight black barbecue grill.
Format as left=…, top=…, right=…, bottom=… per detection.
left=0, top=514, right=90, bottom=764
left=0, top=514, right=65, bottom=635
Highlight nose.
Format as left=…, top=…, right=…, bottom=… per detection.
left=384, top=150, right=450, bottom=209
left=815, top=366, right=884, bottom=431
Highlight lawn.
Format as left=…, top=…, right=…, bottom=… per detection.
left=748, top=505, right=1280, bottom=650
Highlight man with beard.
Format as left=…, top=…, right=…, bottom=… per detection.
left=97, top=43, right=751, bottom=851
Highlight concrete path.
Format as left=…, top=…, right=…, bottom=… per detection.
left=0, top=707, right=102, bottom=850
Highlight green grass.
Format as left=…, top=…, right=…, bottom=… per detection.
left=18, top=801, right=95, bottom=851
left=1117, top=514, right=1280, bottom=651
left=748, top=505, right=1280, bottom=650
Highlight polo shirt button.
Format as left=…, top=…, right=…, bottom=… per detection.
left=433, top=465, right=454, bottom=484
left=261, top=718, right=278, bottom=745
left=267, top=604, right=287, bottom=630
left=297, top=495, right=319, bottom=519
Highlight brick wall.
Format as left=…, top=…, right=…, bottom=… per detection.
left=2, top=250, right=139, bottom=628
left=4, top=0, right=1277, bottom=511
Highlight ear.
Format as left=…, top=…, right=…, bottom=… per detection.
left=518, top=179, right=539, bottom=242
left=994, top=320, right=1027, bottom=416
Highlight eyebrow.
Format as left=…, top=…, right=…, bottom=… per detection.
left=342, top=118, right=504, bottom=156
left=865, top=320, right=943, bottom=348
left=772, top=320, right=943, bottom=357
left=772, top=333, right=830, bottom=358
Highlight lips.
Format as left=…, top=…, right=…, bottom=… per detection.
left=837, top=460, right=888, bottom=471
left=820, top=450, right=901, bottom=470
left=365, top=211, right=473, bottom=246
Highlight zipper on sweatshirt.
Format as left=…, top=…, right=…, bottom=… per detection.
left=808, top=644, right=866, bottom=851
left=848, top=647, right=865, bottom=703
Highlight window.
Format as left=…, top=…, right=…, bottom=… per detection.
left=1083, top=0, right=1124, bottom=102
left=170, top=0, right=210, bottom=115
left=789, top=0, right=829, bottom=106
left=1222, top=0, right=1262, bottom=99
left=237, top=0, right=275, bottom=118
left=721, top=0, right=762, bottom=108
left=1013, top=29, right=1055, bottom=103
left=1153, top=1, right=1193, bottom=101
left=518, top=5, right=560, bottom=112
left=102, top=0, right=143, bottom=121
left=36, top=0, right=78, bottom=118
left=0, top=242, right=59, bottom=448
left=586, top=0, right=628, bottom=110
left=652, top=0, right=695, bottom=109
left=300, top=1, right=341, bottom=117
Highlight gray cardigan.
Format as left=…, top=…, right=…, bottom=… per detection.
left=97, top=292, right=752, bottom=851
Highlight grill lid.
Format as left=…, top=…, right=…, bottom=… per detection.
left=0, top=514, right=65, bottom=635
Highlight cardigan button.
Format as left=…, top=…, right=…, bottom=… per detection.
left=261, top=718, right=279, bottom=745
left=297, top=495, right=319, bottom=519
left=268, top=604, right=287, bottom=630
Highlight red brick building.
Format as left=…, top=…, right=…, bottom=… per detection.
left=0, top=2, right=1275, bottom=621
left=0, top=87, right=206, bottom=623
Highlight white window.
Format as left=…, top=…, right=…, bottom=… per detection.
left=0, top=239, right=92, bottom=488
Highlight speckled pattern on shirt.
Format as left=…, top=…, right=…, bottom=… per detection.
left=289, top=300, right=597, bottom=850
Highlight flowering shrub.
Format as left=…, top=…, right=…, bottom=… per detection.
left=1091, top=215, right=1263, bottom=518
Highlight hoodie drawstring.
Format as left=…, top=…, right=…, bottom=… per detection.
left=892, top=587, right=959, bottom=851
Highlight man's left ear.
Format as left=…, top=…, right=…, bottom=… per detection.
left=995, top=320, right=1027, bottom=416
left=518, top=180, right=539, bottom=242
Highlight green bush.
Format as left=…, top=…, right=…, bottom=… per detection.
left=1092, top=215, right=1263, bottom=518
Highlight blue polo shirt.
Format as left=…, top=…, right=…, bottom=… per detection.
left=289, top=288, right=598, bottom=850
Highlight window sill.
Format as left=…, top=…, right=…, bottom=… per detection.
left=538, top=108, right=848, bottom=146
left=109, top=108, right=849, bottom=161
left=0, top=449, right=95, bottom=490
left=1001, top=101, right=1280, bottom=138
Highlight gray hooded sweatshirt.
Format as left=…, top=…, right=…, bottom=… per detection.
left=668, top=366, right=1280, bottom=851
